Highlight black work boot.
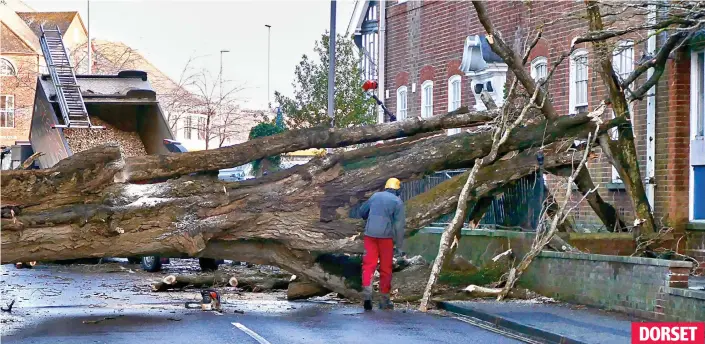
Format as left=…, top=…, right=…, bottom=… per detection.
left=379, top=294, right=393, bottom=310
left=363, top=286, right=373, bottom=311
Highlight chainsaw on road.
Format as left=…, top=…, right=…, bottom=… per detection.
left=185, top=289, right=222, bottom=312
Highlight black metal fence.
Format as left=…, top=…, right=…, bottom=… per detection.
left=399, top=170, right=544, bottom=231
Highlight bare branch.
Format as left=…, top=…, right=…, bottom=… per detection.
left=472, top=1, right=560, bottom=120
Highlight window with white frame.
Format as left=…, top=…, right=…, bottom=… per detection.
left=396, top=86, right=408, bottom=121
left=0, top=95, right=14, bottom=128
left=530, top=56, right=547, bottom=81
left=197, top=117, right=206, bottom=140
left=447, top=75, right=462, bottom=135
left=184, top=116, right=192, bottom=139
left=421, top=80, right=433, bottom=118
left=569, top=49, right=589, bottom=114
left=610, top=41, right=635, bottom=183
left=613, top=41, right=634, bottom=84
left=691, top=49, right=705, bottom=221
left=0, top=58, right=16, bottom=76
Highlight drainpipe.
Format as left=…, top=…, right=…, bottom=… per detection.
left=378, top=1, right=386, bottom=124
left=645, top=3, right=657, bottom=210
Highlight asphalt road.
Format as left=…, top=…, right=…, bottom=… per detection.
left=0, top=261, right=524, bottom=344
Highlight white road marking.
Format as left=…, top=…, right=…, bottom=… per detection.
left=232, top=322, right=272, bottom=344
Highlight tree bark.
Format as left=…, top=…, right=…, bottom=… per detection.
left=1, top=113, right=624, bottom=299
left=123, top=107, right=497, bottom=182
left=471, top=0, right=628, bottom=234
left=151, top=273, right=291, bottom=292
left=287, top=279, right=331, bottom=300
left=584, top=1, right=657, bottom=234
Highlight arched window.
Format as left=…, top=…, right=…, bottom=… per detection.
left=447, top=75, right=462, bottom=135
left=396, top=86, right=408, bottom=121
left=530, top=56, right=547, bottom=81
left=0, top=58, right=16, bottom=76
left=610, top=41, right=635, bottom=183
left=613, top=41, right=634, bottom=83
left=447, top=75, right=462, bottom=111
left=421, top=80, right=433, bottom=118
left=569, top=48, right=589, bottom=114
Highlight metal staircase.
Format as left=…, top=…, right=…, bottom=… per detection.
left=39, top=25, right=101, bottom=129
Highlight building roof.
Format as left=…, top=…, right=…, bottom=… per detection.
left=1, top=22, right=34, bottom=54
left=0, top=6, right=41, bottom=52
left=16, top=11, right=78, bottom=38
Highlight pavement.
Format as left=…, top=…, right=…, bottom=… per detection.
left=439, top=300, right=640, bottom=344
left=1, top=261, right=525, bottom=344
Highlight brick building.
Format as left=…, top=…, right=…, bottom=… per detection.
left=354, top=1, right=704, bottom=237
left=1, top=1, right=257, bottom=153
left=0, top=4, right=88, bottom=146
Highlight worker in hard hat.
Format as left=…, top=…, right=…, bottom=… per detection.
left=358, top=177, right=406, bottom=311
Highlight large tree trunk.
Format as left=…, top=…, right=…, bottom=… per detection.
left=123, top=107, right=496, bottom=182
left=1, top=112, right=624, bottom=299
left=471, top=0, right=628, bottom=233
left=585, top=2, right=657, bottom=235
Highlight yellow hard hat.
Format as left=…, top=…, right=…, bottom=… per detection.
left=385, top=178, right=401, bottom=190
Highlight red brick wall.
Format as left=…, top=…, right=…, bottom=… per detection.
left=383, top=0, right=684, bottom=230
left=1, top=23, right=39, bottom=146
left=657, top=50, right=691, bottom=232
left=0, top=54, right=39, bottom=146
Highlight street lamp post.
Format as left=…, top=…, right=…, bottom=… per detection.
left=87, top=0, right=91, bottom=74
left=220, top=49, right=230, bottom=102
left=216, top=49, right=229, bottom=149
left=265, top=24, right=271, bottom=108
left=328, top=1, right=336, bottom=126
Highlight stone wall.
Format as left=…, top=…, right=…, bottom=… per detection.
left=520, top=252, right=705, bottom=321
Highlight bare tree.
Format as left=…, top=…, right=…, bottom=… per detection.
left=470, top=0, right=705, bottom=235
left=182, top=67, right=246, bottom=150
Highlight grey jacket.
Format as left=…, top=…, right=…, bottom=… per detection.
left=359, top=189, right=406, bottom=247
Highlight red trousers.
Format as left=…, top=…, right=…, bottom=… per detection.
left=362, top=236, right=394, bottom=294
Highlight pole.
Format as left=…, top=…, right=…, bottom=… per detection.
left=220, top=51, right=224, bottom=101
left=265, top=24, right=271, bottom=108
left=218, top=50, right=229, bottom=150
left=378, top=2, right=386, bottom=124
left=87, top=0, right=91, bottom=74
left=219, top=50, right=230, bottom=101
left=328, top=0, right=336, bottom=127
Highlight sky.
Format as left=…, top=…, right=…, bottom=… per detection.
left=23, top=0, right=360, bottom=110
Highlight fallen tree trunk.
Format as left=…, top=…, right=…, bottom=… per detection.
left=1, top=113, right=624, bottom=299
left=124, top=107, right=496, bottom=182
left=151, top=273, right=291, bottom=292
left=287, top=279, right=331, bottom=300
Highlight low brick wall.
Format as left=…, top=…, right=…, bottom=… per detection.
left=686, top=227, right=705, bottom=276
left=520, top=252, right=705, bottom=321
left=405, top=229, right=638, bottom=265
left=565, top=232, right=636, bottom=255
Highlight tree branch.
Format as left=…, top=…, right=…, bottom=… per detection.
left=122, top=107, right=498, bottom=182
left=471, top=1, right=560, bottom=120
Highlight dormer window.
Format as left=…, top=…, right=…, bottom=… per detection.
left=460, top=35, right=508, bottom=111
